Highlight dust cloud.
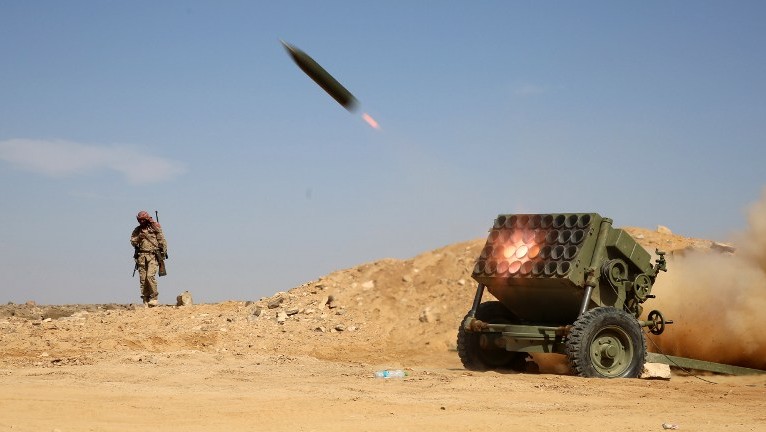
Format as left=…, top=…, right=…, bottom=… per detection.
left=650, top=188, right=766, bottom=369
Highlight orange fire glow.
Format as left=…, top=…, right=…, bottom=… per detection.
left=362, top=113, right=380, bottom=129
left=499, top=229, right=540, bottom=267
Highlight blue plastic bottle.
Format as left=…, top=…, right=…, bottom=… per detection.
left=374, top=369, right=407, bottom=378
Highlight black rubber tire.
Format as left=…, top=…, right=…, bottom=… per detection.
left=457, top=301, right=527, bottom=371
left=565, top=307, right=646, bottom=378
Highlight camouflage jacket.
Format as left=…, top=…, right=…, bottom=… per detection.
left=130, top=223, right=168, bottom=254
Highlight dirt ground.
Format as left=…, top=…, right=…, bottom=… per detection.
left=1, top=227, right=765, bottom=431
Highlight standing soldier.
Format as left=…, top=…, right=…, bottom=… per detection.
left=130, top=211, right=168, bottom=307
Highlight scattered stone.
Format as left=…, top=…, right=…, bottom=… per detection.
left=314, top=326, right=326, bottom=333
left=419, top=308, right=436, bottom=323
left=641, top=363, right=671, bottom=380
left=457, top=279, right=466, bottom=286
left=286, top=308, right=299, bottom=316
left=661, top=423, right=679, bottom=430
left=245, top=301, right=254, bottom=307
left=276, top=311, right=287, bottom=324
left=304, top=308, right=315, bottom=315
left=328, top=298, right=340, bottom=309
left=268, top=296, right=284, bottom=309
left=25, top=300, right=36, bottom=306
left=317, top=296, right=330, bottom=309
left=176, top=291, right=193, bottom=307
left=656, top=225, right=672, bottom=235
left=335, top=309, right=346, bottom=316
left=635, top=233, right=645, bottom=239
left=361, top=280, right=375, bottom=290
left=347, top=325, right=357, bottom=332
left=252, top=306, right=263, bottom=317
left=402, top=275, right=412, bottom=283
left=335, top=324, right=346, bottom=331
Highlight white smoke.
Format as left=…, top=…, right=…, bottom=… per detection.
left=0, top=138, right=187, bottom=184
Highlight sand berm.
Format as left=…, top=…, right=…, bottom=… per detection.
left=1, top=226, right=764, bottom=432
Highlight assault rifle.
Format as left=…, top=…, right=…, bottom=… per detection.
left=132, top=246, right=139, bottom=277
left=155, top=210, right=168, bottom=277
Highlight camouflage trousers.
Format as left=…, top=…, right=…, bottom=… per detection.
left=136, top=252, right=159, bottom=302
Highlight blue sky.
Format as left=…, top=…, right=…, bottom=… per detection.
left=1, top=1, right=764, bottom=304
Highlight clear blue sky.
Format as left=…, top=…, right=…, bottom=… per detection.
left=1, top=1, right=764, bottom=304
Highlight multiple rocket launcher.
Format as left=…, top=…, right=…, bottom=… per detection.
left=281, top=41, right=765, bottom=377
left=472, top=213, right=658, bottom=324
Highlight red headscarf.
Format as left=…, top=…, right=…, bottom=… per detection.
left=136, top=211, right=161, bottom=229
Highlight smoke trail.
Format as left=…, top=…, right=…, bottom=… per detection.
left=649, top=188, right=766, bottom=370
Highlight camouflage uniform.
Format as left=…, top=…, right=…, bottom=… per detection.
left=130, top=211, right=168, bottom=306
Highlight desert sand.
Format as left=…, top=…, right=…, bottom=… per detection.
left=1, top=227, right=764, bottom=431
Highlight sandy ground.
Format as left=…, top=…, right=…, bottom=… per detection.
left=1, top=226, right=765, bottom=431
left=2, top=352, right=765, bottom=432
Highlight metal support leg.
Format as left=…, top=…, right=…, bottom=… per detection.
left=579, top=285, right=594, bottom=316
left=469, top=284, right=485, bottom=318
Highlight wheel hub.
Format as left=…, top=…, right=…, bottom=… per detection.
left=591, top=329, right=632, bottom=374
left=600, top=340, right=620, bottom=359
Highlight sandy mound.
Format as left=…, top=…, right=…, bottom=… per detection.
left=2, top=225, right=766, bottom=432
left=3, top=224, right=754, bottom=369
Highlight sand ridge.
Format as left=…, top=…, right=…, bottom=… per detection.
left=1, top=226, right=765, bottom=431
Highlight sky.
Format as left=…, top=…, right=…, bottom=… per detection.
left=1, top=1, right=764, bottom=305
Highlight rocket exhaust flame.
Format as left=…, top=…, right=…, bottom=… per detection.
left=362, top=113, right=380, bottom=129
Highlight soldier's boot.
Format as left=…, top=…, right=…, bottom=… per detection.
left=148, top=299, right=158, bottom=307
